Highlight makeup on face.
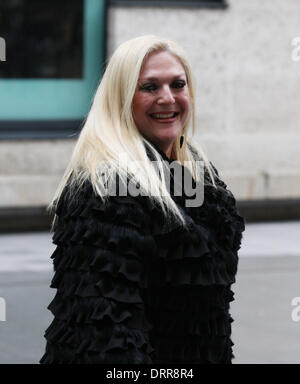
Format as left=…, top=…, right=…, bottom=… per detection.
left=132, top=50, right=191, bottom=156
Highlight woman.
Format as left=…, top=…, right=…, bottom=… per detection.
left=40, top=35, right=245, bottom=364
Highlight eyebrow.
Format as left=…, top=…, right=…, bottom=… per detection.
left=139, top=74, right=187, bottom=82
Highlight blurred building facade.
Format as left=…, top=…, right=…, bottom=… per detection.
left=0, top=0, right=300, bottom=230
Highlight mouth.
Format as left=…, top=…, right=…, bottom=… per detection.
left=149, top=112, right=179, bottom=123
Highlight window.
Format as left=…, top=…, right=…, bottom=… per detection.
left=0, top=0, right=83, bottom=79
left=108, top=0, right=227, bottom=7
left=0, top=0, right=106, bottom=139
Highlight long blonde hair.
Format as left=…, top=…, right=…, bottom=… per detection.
left=49, top=35, right=217, bottom=228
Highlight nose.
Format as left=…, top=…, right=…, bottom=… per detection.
left=157, top=85, right=175, bottom=104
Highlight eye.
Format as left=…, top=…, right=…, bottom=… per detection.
left=139, top=83, right=158, bottom=92
left=172, top=80, right=186, bottom=89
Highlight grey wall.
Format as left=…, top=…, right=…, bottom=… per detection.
left=0, top=0, right=299, bottom=209
left=108, top=0, right=300, bottom=200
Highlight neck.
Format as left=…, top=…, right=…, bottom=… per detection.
left=152, top=142, right=174, bottom=160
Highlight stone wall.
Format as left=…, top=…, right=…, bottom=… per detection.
left=108, top=0, right=300, bottom=200
left=0, top=140, right=75, bottom=207
left=0, top=0, right=299, bottom=208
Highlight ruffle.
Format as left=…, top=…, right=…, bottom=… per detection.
left=48, top=293, right=134, bottom=324
left=41, top=318, right=154, bottom=364
left=40, top=345, right=153, bottom=364
left=146, top=286, right=235, bottom=313
left=44, top=319, right=154, bottom=354
left=51, top=244, right=150, bottom=295
left=41, top=184, right=157, bottom=364
left=151, top=309, right=233, bottom=338
left=41, top=158, right=245, bottom=364
left=150, top=334, right=234, bottom=364
left=143, top=285, right=235, bottom=360
left=151, top=211, right=238, bottom=288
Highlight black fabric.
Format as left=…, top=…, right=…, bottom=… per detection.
left=40, top=148, right=245, bottom=364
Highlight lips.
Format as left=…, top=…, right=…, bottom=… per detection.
left=149, top=112, right=179, bottom=121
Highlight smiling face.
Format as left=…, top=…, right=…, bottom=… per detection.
left=132, top=50, right=191, bottom=158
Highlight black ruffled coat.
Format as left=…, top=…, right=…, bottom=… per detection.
left=40, top=147, right=245, bottom=364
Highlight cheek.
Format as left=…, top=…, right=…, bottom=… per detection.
left=181, top=95, right=191, bottom=114
left=133, top=93, right=152, bottom=110
left=139, top=95, right=153, bottom=113
left=179, top=97, right=191, bottom=126
left=179, top=87, right=190, bottom=105
left=132, top=96, right=152, bottom=127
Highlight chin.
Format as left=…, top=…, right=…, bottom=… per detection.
left=157, top=128, right=180, bottom=138
left=161, top=135, right=179, bottom=146
left=154, top=134, right=176, bottom=142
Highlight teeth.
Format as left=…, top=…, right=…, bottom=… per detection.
left=152, top=113, right=176, bottom=119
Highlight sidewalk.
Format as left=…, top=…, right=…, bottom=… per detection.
left=1, top=221, right=299, bottom=273
left=0, top=221, right=300, bottom=364
left=239, top=221, right=300, bottom=258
